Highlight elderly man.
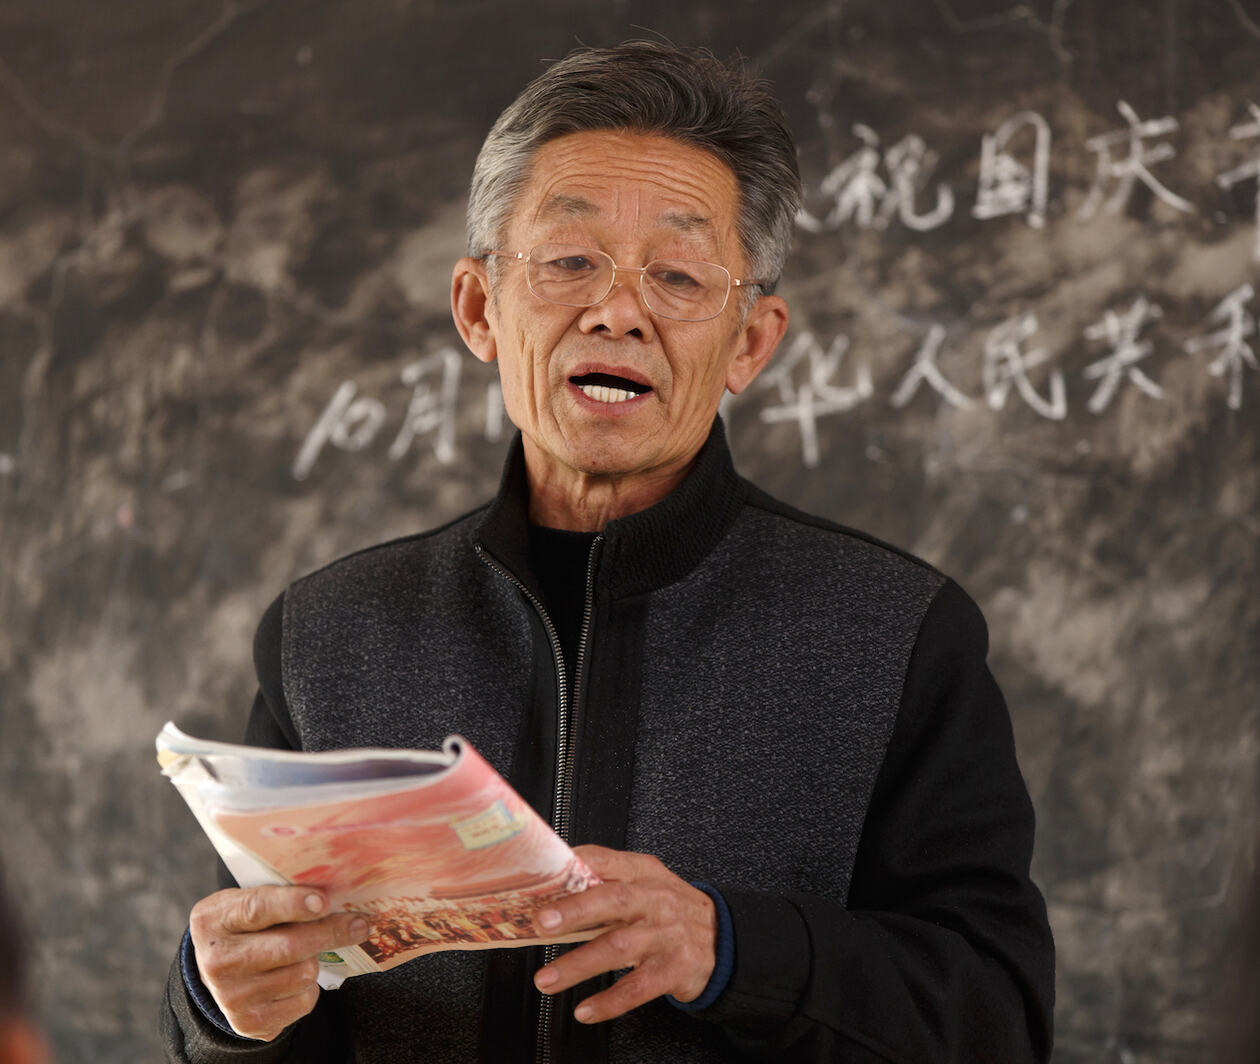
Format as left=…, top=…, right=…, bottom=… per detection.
left=162, top=41, right=1054, bottom=1063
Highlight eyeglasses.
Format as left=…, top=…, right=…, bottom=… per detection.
left=483, top=244, right=766, bottom=322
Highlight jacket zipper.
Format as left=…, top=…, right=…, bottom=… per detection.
left=554, top=535, right=602, bottom=843
left=474, top=536, right=603, bottom=1064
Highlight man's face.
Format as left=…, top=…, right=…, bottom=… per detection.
left=453, top=130, right=786, bottom=507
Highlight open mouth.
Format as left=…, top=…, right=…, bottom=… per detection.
left=570, top=372, right=652, bottom=404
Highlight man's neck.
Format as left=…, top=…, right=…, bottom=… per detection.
left=523, top=452, right=695, bottom=532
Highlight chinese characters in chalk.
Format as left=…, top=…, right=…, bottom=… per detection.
left=757, top=289, right=1255, bottom=467
left=1078, top=102, right=1193, bottom=218
left=973, top=112, right=1051, bottom=229
left=1216, top=103, right=1260, bottom=260
left=291, top=103, right=1260, bottom=478
left=293, top=347, right=470, bottom=480
left=797, top=124, right=955, bottom=233
left=981, top=313, right=1065, bottom=420
left=1082, top=296, right=1165, bottom=413
left=292, top=282, right=1256, bottom=477
left=758, top=331, right=874, bottom=468
left=799, top=100, right=1260, bottom=255
left=1184, top=284, right=1258, bottom=411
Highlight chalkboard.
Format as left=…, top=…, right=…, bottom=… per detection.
left=1, top=2, right=1257, bottom=1061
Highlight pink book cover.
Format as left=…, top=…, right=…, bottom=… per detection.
left=206, top=741, right=600, bottom=976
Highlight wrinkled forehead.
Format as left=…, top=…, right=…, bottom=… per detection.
left=506, top=130, right=743, bottom=256
left=536, top=191, right=716, bottom=236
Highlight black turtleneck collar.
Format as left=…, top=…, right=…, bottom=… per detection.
left=474, top=417, right=748, bottom=601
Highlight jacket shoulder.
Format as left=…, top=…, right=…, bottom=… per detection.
left=288, top=502, right=491, bottom=592
left=738, top=478, right=945, bottom=583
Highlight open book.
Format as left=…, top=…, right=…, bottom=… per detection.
left=157, top=723, right=601, bottom=989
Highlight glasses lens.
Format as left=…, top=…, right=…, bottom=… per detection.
left=642, top=260, right=730, bottom=321
left=522, top=245, right=733, bottom=321
left=526, top=245, right=613, bottom=307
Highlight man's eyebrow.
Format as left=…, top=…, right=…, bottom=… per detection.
left=660, top=210, right=714, bottom=234
left=538, top=196, right=715, bottom=234
left=540, top=194, right=600, bottom=218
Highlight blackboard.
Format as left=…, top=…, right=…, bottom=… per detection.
left=1, top=2, right=1257, bottom=1061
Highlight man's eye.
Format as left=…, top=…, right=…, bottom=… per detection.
left=548, top=256, right=595, bottom=272
left=651, top=267, right=702, bottom=290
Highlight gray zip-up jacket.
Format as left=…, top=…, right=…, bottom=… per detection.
left=161, top=419, right=1054, bottom=1063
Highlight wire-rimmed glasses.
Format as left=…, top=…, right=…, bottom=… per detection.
left=484, top=244, right=765, bottom=322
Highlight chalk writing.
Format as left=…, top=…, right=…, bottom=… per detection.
left=1216, top=102, right=1260, bottom=260
left=889, top=324, right=975, bottom=410
left=293, top=381, right=387, bottom=480
left=1078, top=101, right=1194, bottom=218
left=1082, top=296, right=1166, bottom=413
left=973, top=111, right=1051, bottom=228
left=884, top=134, right=956, bottom=231
left=292, top=347, right=463, bottom=479
left=386, top=349, right=461, bottom=464
left=484, top=379, right=508, bottom=443
left=288, top=272, right=1258, bottom=475
left=757, top=330, right=874, bottom=467
left=794, top=100, right=1260, bottom=239
left=797, top=124, right=885, bottom=231
left=982, top=313, right=1066, bottom=419
left=1184, top=283, right=1258, bottom=410
left=797, top=124, right=954, bottom=233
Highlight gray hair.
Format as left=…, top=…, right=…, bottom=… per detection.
left=466, top=41, right=801, bottom=296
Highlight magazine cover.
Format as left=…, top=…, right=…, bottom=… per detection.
left=157, top=724, right=601, bottom=989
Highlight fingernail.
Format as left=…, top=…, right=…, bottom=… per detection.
left=349, top=918, right=370, bottom=939
left=304, top=893, right=324, bottom=914
left=574, top=1005, right=593, bottom=1023
left=534, top=968, right=557, bottom=990
left=538, top=909, right=561, bottom=930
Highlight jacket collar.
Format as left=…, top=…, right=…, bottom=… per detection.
left=475, top=418, right=747, bottom=600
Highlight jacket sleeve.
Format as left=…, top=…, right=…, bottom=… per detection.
left=159, top=594, right=347, bottom=1064
left=698, top=578, right=1055, bottom=1062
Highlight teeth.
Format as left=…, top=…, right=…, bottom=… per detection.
left=579, top=384, right=638, bottom=403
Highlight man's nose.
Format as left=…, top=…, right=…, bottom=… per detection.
left=581, top=266, right=655, bottom=339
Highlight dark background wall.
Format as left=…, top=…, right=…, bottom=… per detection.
left=1, top=1, right=1257, bottom=1060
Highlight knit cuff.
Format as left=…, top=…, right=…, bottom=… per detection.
left=681, top=887, right=812, bottom=1035
left=180, top=927, right=253, bottom=1040
left=667, top=882, right=735, bottom=1012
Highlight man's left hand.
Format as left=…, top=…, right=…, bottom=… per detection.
left=532, top=845, right=717, bottom=1023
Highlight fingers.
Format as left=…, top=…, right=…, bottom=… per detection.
left=537, top=877, right=637, bottom=934
left=534, top=919, right=712, bottom=1002
left=571, top=844, right=658, bottom=884
left=204, top=885, right=332, bottom=935
left=534, top=924, right=653, bottom=997
left=532, top=849, right=717, bottom=1024
left=191, top=887, right=368, bottom=970
left=536, top=848, right=669, bottom=933
left=197, top=910, right=369, bottom=975
left=188, top=886, right=372, bottom=1042
left=537, top=931, right=677, bottom=1025
left=212, top=968, right=323, bottom=1042
left=573, top=963, right=680, bottom=1025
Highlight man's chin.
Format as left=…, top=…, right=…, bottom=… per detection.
left=551, top=421, right=658, bottom=471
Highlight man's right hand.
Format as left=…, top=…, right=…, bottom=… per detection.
left=189, top=886, right=370, bottom=1042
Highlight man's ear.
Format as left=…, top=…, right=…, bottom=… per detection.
left=451, top=257, right=498, bottom=364
left=725, top=294, right=789, bottom=394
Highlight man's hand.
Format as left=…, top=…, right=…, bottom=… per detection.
left=189, top=886, right=370, bottom=1042
left=532, top=845, right=717, bottom=1024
